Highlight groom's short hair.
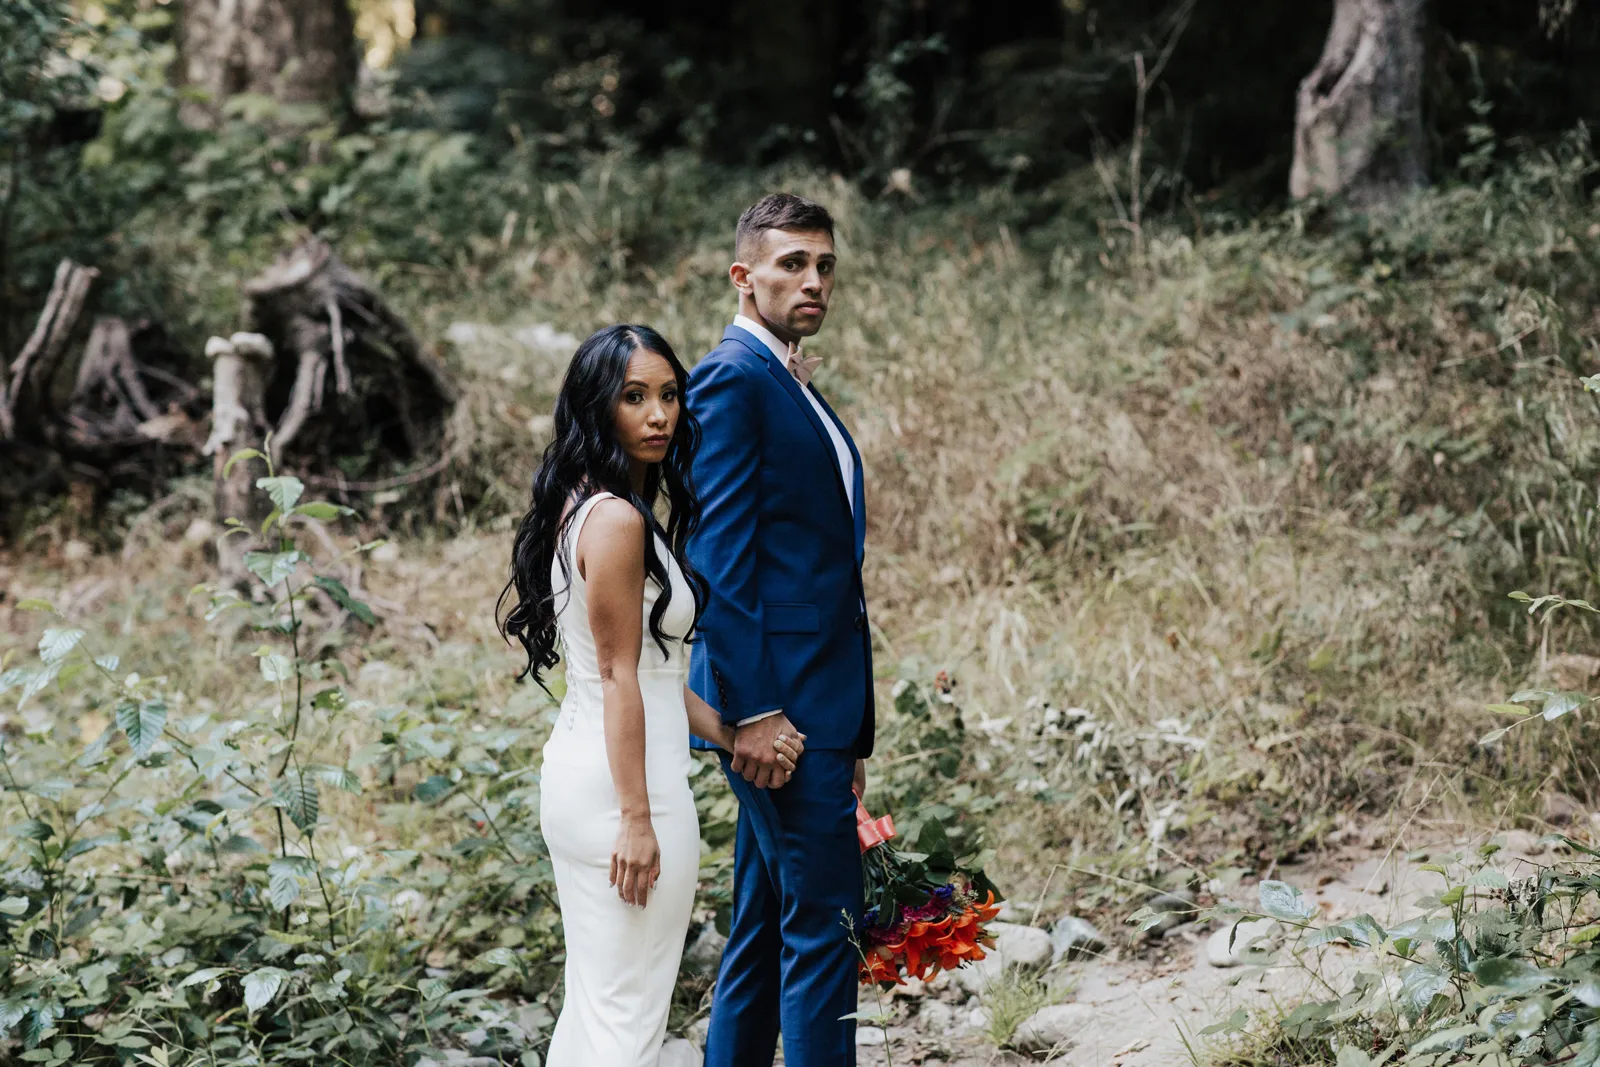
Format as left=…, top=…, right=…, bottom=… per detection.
left=735, top=194, right=834, bottom=261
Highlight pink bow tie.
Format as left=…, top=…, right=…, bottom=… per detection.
left=785, top=342, right=822, bottom=387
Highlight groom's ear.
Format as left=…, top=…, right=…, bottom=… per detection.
left=729, top=261, right=754, bottom=296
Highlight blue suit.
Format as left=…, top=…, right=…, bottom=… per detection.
left=687, top=324, right=874, bottom=1066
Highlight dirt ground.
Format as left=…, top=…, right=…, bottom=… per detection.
left=834, top=824, right=1569, bottom=1067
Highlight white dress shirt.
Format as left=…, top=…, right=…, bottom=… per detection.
left=733, top=315, right=855, bottom=512
left=729, top=314, right=857, bottom=728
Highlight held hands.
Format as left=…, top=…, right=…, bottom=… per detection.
left=610, top=813, right=661, bottom=907
left=731, top=713, right=807, bottom=789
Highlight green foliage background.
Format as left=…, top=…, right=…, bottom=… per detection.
left=9, top=0, right=1600, bottom=1064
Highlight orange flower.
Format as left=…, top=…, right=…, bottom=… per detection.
left=856, top=892, right=1004, bottom=985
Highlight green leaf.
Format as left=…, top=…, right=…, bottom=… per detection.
left=1305, top=914, right=1385, bottom=949
left=15, top=661, right=60, bottom=709
left=312, top=576, right=377, bottom=625
left=257, top=652, right=295, bottom=684
left=414, top=775, right=453, bottom=804
left=93, top=654, right=118, bottom=673
left=1335, top=1047, right=1372, bottom=1067
left=295, top=501, right=354, bottom=521
left=1198, top=1007, right=1248, bottom=1037
left=419, top=977, right=449, bottom=1001
left=242, top=967, right=287, bottom=1013
left=267, top=857, right=313, bottom=910
left=1399, top=963, right=1451, bottom=1018
left=311, top=687, right=348, bottom=712
left=37, top=628, right=84, bottom=665
left=1468, top=869, right=1508, bottom=889
left=179, top=967, right=229, bottom=989
left=310, top=763, right=361, bottom=794
left=244, top=550, right=304, bottom=588
left=1478, top=727, right=1511, bottom=746
left=7, top=820, right=53, bottom=841
left=1545, top=691, right=1586, bottom=721
left=223, top=448, right=267, bottom=478
left=1484, top=703, right=1528, bottom=715
left=1439, top=886, right=1465, bottom=906
left=1258, top=880, right=1314, bottom=922
left=0, top=897, right=29, bottom=916
left=214, top=834, right=263, bottom=855
left=274, top=775, right=319, bottom=832
left=473, top=947, right=521, bottom=971
left=1571, top=1024, right=1600, bottom=1067
left=116, top=700, right=167, bottom=759
left=255, top=476, right=304, bottom=513
left=14, top=599, right=54, bottom=613
left=265, top=930, right=314, bottom=946
left=1410, top=1023, right=1483, bottom=1053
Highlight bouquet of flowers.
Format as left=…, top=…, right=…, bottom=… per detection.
left=855, top=794, right=1003, bottom=986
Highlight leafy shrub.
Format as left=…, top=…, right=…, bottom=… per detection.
left=1213, top=844, right=1600, bottom=1066
left=0, top=459, right=564, bottom=1065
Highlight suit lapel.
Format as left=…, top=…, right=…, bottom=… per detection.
left=723, top=326, right=855, bottom=525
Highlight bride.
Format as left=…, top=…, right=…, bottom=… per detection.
left=498, top=324, right=806, bottom=1065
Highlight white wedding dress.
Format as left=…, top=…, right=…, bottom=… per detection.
left=538, top=492, right=700, bottom=1066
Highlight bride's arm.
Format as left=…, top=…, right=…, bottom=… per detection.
left=685, top=687, right=736, bottom=752
left=580, top=499, right=658, bottom=908
left=685, top=685, right=805, bottom=782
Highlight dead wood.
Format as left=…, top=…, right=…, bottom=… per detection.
left=229, top=236, right=456, bottom=479
left=2, top=260, right=97, bottom=439
left=201, top=238, right=456, bottom=575
left=1, top=264, right=207, bottom=517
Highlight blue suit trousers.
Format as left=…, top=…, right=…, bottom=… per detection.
left=703, top=749, right=863, bottom=1067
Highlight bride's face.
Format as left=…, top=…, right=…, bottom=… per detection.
left=613, top=348, right=680, bottom=467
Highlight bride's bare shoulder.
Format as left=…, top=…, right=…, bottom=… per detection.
left=575, top=496, right=645, bottom=579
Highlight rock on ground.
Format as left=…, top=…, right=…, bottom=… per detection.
left=1050, top=916, right=1108, bottom=962
left=1142, top=889, right=1197, bottom=937
left=1205, top=917, right=1280, bottom=968
left=917, top=998, right=959, bottom=1035
left=660, top=1037, right=702, bottom=1067
left=1011, top=1003, right=1095, bottom=1055
left=682, top=924, right=726, bottom=975
left=953, top=921, right=1053, bottom=994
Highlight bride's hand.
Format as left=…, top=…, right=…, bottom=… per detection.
left=771, top=730, right=807, bottom=788
left=611, top=814, right=661, bottom=907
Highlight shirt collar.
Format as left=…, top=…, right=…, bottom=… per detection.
left=732, top=314, right=789, bottom=361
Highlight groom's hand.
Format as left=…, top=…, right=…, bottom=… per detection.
left=732, top=713, right=799, bottom=790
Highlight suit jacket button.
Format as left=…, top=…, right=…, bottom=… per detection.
left=853, top=613, right=866, bottom=632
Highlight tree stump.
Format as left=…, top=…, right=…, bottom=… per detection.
left=1289, top=0, right=1427, bottom=209
left=205, top=239, right=458, bottom=556
left=0, top=261, right=207, bottom=522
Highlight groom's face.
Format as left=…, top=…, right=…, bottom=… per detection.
left=734, top=228, right=836, bottom=341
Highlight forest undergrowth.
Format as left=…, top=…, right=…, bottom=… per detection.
left=7, top=128, right=1600, bottom=1062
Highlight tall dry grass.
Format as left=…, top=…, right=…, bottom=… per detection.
left=9, top=143, right=1600, bottom=924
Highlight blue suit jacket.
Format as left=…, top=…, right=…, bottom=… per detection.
left=687, top=325, right=874, bottom=757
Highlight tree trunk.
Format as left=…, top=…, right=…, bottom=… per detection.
left=1290, top=0, right=1427, bottom=209
left=178, top=0, right=357, bottom=121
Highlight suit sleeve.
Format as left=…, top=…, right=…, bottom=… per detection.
left=688, top=357, right=781, bottom=725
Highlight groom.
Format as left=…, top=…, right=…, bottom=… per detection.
left=687, top=193, right=874, bottom=1066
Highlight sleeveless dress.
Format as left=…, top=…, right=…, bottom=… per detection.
left=538, top=492, right=700, bottom=1066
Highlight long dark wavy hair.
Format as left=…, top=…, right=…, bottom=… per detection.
left=497, top=324, right=705, bottom=689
